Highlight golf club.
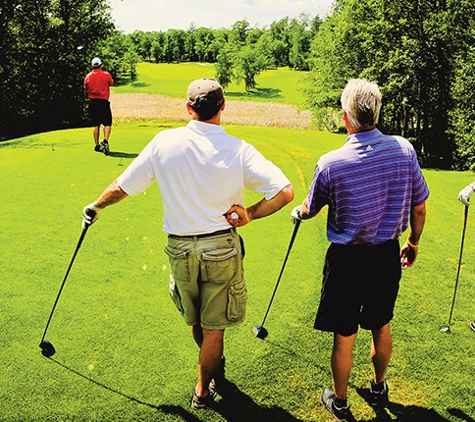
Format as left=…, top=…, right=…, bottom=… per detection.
left=253, top=219, right=301, bottom=340
left=440, top=204, right=469, bottom=333
left=39, top=224, right=90, bottom=356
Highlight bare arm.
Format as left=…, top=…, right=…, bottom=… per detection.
left=298, top=197, right=314, bottom=219
left=225, top=184, right=294, bottom=227
left=94, top=179, right=129, bottom=208
left=82, top=180, right=129, bottom=228
left=400, top=202, right=427, bottom=269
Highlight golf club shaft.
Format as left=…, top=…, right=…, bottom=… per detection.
left=446, top=205, right=469, bottom=326
left=40, top=225, right=89, bottom=342
left=260, top=219, right=301, bottom=327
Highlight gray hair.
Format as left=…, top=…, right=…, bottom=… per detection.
left=341, top=79, right=381, bottom=130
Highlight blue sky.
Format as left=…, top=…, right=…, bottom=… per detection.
left=108, top=0, right=335, bottom=33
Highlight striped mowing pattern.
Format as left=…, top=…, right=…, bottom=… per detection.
left=307, top=129, right=429, bottom=245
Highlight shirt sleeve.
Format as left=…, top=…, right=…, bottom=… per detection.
left=307, top=162, right=330, bottom=216
left=116, top=140, right=156, bottom=195
left=242, top=143, right=291, bottom=200
left=410, top=149, right=430, bottom=206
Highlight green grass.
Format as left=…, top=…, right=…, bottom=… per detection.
left=2, top=122, right=475, bottom=422
left=112, top=62, right=309, bottom=106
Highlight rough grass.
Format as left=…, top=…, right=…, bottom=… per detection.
left=111, top=93, right=313, bottom=129
left=110, top=62, right=314, bottom=130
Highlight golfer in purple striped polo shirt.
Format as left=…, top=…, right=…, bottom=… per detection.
left=291, top=79, right=429, bottom=421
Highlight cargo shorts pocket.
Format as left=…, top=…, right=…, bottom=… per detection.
left=165, top=245, right=189, bottom=314
left=169, top=273, right=184, bottom=313
left=227, top=277, right=247, bottom=321
left=201, top=247, right=237, bottom=282
left=164, top=245, right=189, bottom=281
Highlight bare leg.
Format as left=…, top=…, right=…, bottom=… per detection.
left=331, top=332, right=357, bottom=400
left=93, top=126, right=100, bottom=146
left=103, top=125, right=111, bottom=141
left=371, top=322, right=392, bottom=384
left=195, top=328, right=224, bottom=397
left=191, top=324, right=203, bottom=348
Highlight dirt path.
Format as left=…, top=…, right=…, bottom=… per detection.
left=111, top=93, right=313, bottom=129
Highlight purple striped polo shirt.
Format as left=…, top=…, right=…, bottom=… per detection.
left=307, top=129, right=429, bottom=245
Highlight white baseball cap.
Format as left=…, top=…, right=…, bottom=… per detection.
left=91, top=57, right=102, bottom=68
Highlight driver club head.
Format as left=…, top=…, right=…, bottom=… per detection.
left=39, top=340, right=56, bottom=357
left=252, top=325, right=268, bottom=340
left=440, top=325, right=451, bottom=333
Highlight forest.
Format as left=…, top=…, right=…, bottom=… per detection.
left=1, top=0, right=475, bottom=169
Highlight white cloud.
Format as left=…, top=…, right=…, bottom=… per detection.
left=108, top=0, right=334, bottom=33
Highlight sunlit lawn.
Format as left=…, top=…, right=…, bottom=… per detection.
left=1, top=121, right=475, bottom=421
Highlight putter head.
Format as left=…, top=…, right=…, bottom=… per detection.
left=39, top=340, right=56, bottom=357
left=440, top=325, right=451, bottom=333
left=252, top=325, right=268, bottom=340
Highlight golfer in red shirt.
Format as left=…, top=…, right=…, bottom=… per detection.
left=84, top=57, right=114, bottom=155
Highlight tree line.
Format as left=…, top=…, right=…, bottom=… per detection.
left=116, top=13, right=319, bottom=92
left=0, top=0, right=114, bottom=140
left=0, top=0, right=316, bottom=140
left=306, top=0, right=475, bottom=169
left=2, top=0, right=475, bottom=170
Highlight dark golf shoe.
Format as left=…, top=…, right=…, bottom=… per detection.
left=369, top=379, right=389, bottom=407
left=321, top=388, right=352, bottom=421
left=101, top=139, right=110, bottom=155
left=94, top=145, right=103, bottom=153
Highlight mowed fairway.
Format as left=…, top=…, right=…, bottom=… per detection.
left=1, top=66, right=475, bottom=421
left=113, top=62, right=308, bottom=106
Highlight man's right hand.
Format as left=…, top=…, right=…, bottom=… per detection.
left=458, top=183, right=475, bottom=206
left=290, top=206, right=302, bottom=224
left=82, top=202, right=103, bottom=229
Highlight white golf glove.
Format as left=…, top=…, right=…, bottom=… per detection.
left=290, top=206, right=302, bottom=224
left=82, top=202, right=103, bottom=229
left=458, top=183, right=475, bottom=206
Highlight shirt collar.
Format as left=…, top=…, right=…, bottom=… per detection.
left=187, top=119, right=225, bottom=134
left=346, top=128, right=381, bottom=145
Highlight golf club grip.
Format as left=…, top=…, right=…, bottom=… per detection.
left=260, top=220, right=301, bottom=326
left=463, top=204, right=469, bottom=229
left=40, top=225, right=89, bottom=342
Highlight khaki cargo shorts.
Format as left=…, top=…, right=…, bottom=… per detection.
left=165, top=229, right=246, bottom=330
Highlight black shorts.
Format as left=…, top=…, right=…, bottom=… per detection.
left=89, top=99, right=112, bottom=126
left=314, top=239, right=401, bottom=336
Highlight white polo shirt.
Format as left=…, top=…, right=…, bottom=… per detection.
left=117, top=120, right=291, bottom=235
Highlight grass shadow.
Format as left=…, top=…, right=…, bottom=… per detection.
left=48, top=358, right=201, bottom=421
left=47, top=358, right=303, bottom=422
left=130, top=82, right=151, bottom=88
left=252, top=339, right=455, bottom=422
left=109, top=151, right=139, bottom=159
left=447, top=408, right=475, bottom=421
left=224, top=87, right=282, bottom=101
left=356, top=387, right=452, bottom=421
left=211, top=378, right=304, bottom=422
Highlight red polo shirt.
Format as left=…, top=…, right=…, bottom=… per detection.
left=84, top=68, right=114, bottom=100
